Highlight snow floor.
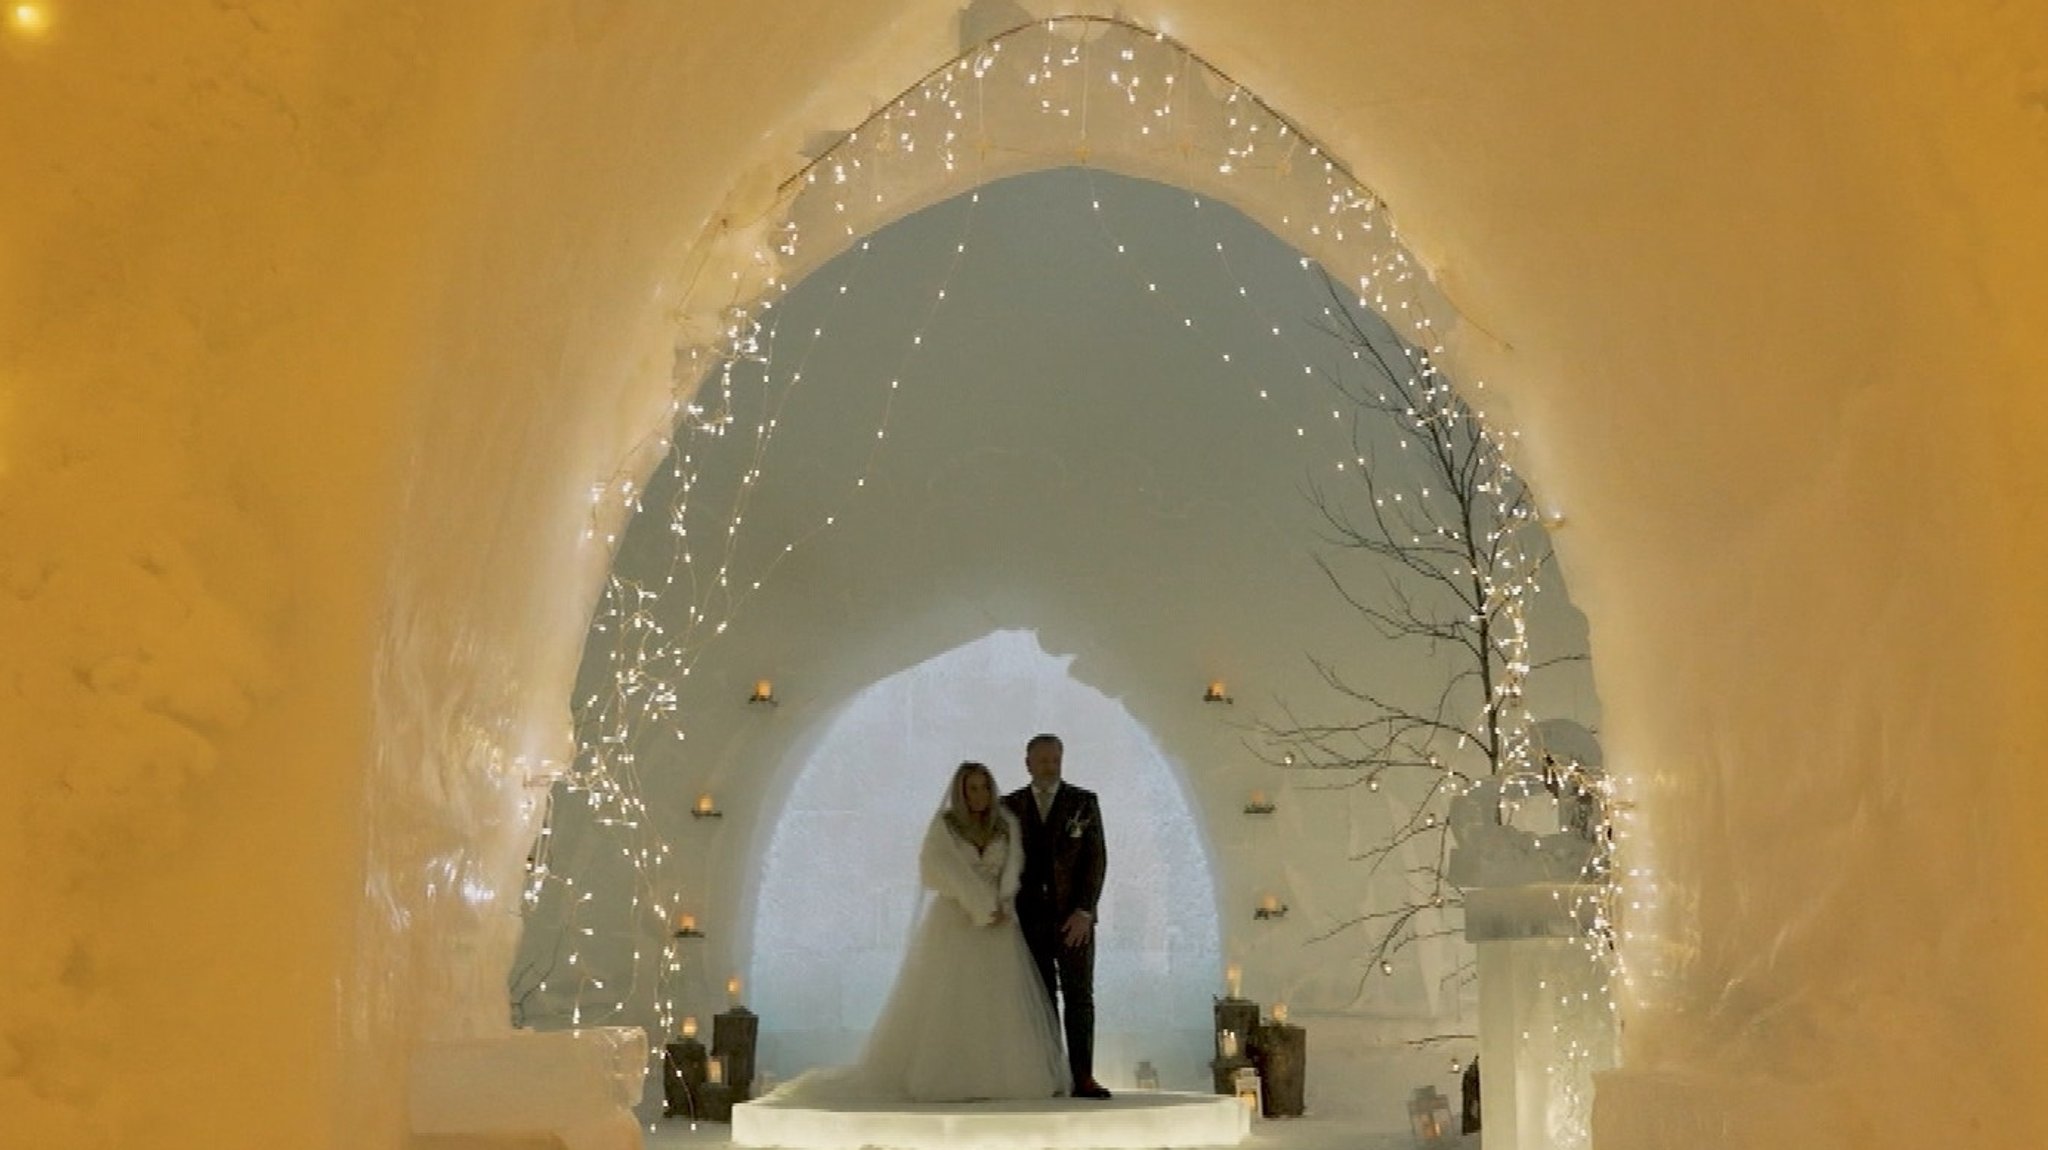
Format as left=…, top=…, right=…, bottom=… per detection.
left=646, top=1113, right=1472, bottom=1150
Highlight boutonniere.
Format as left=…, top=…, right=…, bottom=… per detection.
left=1065, top=813, right=1092, bottom=839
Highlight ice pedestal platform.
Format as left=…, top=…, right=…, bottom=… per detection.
left=408, top=1027, right=648, bottom=1150
left=732, top=1091, right=1250, bottom=1150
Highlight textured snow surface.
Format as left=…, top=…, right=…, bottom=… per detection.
left=5, top=2, right=2047, bottom=1148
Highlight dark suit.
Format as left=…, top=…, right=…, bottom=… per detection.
left=1004, top=782, right=1106, bottom=1090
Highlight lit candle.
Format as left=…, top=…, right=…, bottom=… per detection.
left=707, top=1056, right=725, bottom=1086
left=752, top=679, right=773, bottom=701
left=695, top=793, right=715, bottom=814
left=1271, top=1003, right=1289, bottom=1024
left=727, top=975, right=743, bottom=1004
left=1219, top=1029, right=1239, bottom=1058
left=1226, top=962, right=1243, bottom=999
left=677, top=913, right=697, bottom=933
left=1207, top=679, right=1228, bottom=700
left=1249, top=790, right=1268, bottom=808
left=1260, top=893, right=1281, bottom=914
left=681, top=1016, right=699, bottom=1039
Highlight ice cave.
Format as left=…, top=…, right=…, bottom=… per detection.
left=4, top=3, right=2045, bottom=1150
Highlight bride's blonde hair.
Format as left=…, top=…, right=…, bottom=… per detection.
left=943, top=760, right=1007, bottom=849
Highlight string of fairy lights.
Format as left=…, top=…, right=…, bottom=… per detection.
left=513, top=14, right=1641, bottom=1133
left=1091, top=172, right=1626, bottom=1141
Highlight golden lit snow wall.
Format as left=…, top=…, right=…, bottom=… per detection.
left=4, top=3, right=2045, bottom=1149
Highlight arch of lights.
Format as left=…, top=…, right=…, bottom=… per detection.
left=517, top=14, right=1634, bottom=1136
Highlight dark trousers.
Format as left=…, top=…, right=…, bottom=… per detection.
left=1022, top=917, right=1095, bottom=1090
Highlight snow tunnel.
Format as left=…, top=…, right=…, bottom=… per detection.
left=5, top=4, right=2046, bottom=1149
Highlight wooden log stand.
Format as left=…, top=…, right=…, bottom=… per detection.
left=1249, top=1021, right=1306, bottom=1118
left=662, top=1037, right=708, bottom=1118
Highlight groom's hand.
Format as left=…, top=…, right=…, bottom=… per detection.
left=1060, top=909, right=1093, bottom=948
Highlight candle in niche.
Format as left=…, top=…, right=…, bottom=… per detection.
left=1226, top=962, right=1243, bottom=999
left=1218, top=1029, right=1239, bottom=1059
left=707, top=1056, right=725, bottom=1086
left=681, top=1016, right=698, bottom=1039
left=1271, top=1003, right=1290, bottom=1024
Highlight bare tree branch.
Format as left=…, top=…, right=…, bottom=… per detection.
left=1263, top=269, right=1589, bottom=1010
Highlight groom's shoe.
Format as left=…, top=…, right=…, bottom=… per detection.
left=1074, top=1080, right=1114, bottom=1100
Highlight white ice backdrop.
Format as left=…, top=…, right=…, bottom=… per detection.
left=750, top=629, right=1221, bottom=1088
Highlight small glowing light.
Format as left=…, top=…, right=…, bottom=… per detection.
left=8, top=3, right=51, bottom=37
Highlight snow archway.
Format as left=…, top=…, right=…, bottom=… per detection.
left=535, top=16, right=1566, bottom=1104
left=749, top=629, right=1221, bottom=1088
left=13, top=4, right=2048, bottom=1149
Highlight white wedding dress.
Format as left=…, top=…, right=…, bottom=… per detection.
left=768, top=804, right=1069, bottom=1104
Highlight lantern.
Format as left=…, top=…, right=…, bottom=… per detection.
left=1408, top=1084, right=1454, bottom=1148
left=1232, top=1067, right=1263, bottom=1118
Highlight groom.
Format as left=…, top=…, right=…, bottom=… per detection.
left=1005, top=733, right=1112, bottom=1099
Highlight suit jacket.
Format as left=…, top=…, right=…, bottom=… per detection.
left=1003, top=782, right=1107, bottom=926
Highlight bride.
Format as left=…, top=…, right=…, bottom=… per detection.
left=771, top=761, right=1069, bottom=1103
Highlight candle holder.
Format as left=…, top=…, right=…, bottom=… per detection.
left=662, top=1032, right=709, bottom=1119
left=747, top=680, right=777, bottom=706
left=1254, top=900, right=1289, bottom=921
left=713, top=1004, right=760, bottom=1105
left=1232, top=1067, right=1264, bottom=1118
left=1408, top=1084, right=1455, bottom=1147
left=1252, top=1017, right=1308, bottom=1118
left=1203, top=680, right=1234, bottom=704
left=1243, top=794, right=1277, bottom=816
left=1211, top=996, right=1260, bottom=1094
left=691, top=794, right=724, bottom=819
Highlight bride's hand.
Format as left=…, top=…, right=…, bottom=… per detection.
left=990, top=907, right=1010, bottom=927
